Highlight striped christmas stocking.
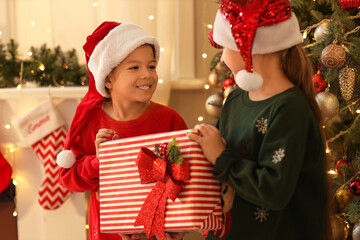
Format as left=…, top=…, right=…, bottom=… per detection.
left=13, top=99, right=71, bottom=210
left=32, top=126, right=71, bottom=210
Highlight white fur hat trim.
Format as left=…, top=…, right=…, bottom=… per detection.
left=88, top=23, right=160, bottom=98
left=57, top=150, right=76, bottom=169
left=213, top=10, right=303, bottom=54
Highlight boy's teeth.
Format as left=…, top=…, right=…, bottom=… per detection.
left=137, top=85, right=150, bottom=89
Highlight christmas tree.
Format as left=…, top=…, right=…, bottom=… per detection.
left=291, top=0, right=360, bottom=239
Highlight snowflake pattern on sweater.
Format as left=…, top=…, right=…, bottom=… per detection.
left=254, top=207, right=269, bottom=222
left=272, top=148, right=285, bottom=164
left=255, top=117, right=268, bottom=134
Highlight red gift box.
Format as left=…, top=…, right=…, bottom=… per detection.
left=99, top=129, right=223, bottom=236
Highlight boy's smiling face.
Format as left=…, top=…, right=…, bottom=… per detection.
left=106, top=44, right=158, bottom=104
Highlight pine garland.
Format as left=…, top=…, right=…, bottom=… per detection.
left=0, top=39, right=88, bottom=88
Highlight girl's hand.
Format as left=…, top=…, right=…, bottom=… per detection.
left=95, top=128, right=118, bottom=159
left=187, top=124, right=226, bottom=165
left=119, top=233, right=153, bottom=240
left=165, top=232, right=186, bottom=240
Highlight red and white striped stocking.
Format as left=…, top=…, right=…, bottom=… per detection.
left=32, top=126, right=71, bottom=210
left=13, top=99, right=72, bottom=210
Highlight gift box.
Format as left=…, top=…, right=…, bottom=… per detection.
left=99, top=129, right=223, bottom=238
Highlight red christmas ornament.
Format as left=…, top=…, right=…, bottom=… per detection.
left=335, top=159, right=349, bottom=174
left=350, top=180, right=360, bottom=196
left=222, top=78, right=235, bottom=91
left=312, top=71, right=328, bottom=92
left=338, top=0, right=360, bottom=12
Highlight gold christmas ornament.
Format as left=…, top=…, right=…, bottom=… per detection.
left=316, top=91, right=339, bottom=119
left=215, top=61, right=229, bottom=73
left=208, top=71, right=221, bottom=87
left=223, top=85, right=236, bottom=99
left=314, top=21, right=330, bottom=42
left=330, top=215, right=349, bottom=240
left=321, top=44, right=346, bottom=69
left=336, top=185, right=353, bottom=206
left=339, top=67, right=355, bottom=101
left=205, top=92, right=224, bottom=118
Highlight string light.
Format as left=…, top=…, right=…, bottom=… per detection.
left=326, top=148, right=330, bottom=154
left=85, top=224, right=89, bottom=230
left=302, top=30, right=308, bottom=39
left=198, top=116, right=204, bottom=122
left=328, top=169, right=337, bottom=175
left=148, top=15, right=154, bottom=20
left=27, top=52, right=33, bottom=56
left=202, top=53, right=208, bottom=59
left=30, top=21, right=36, bottom=26
left=204, top=84, right=210, bottom=90
left=160, top=48, right=165, bottom=52
left=16, top=84, right=22, bottom=89
left=39, top=64, right=45, bottom=71
left=12, top=179, right=18, bottom=186
left=207, top=24, right=213, bottom=29
left=158, top=79, right=164, bottom=84
left=357, top=109, right=360, bottom=114
left=4, top=124, right=11, bottom=129
left=92, top=2, right=99, bottom=7
left=13, top=209, right=18, bottom=217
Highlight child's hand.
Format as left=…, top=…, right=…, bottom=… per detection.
left=119, top=233, right=153, bottom=239
left=165, top=232, right=186, bottom=240
left=187, top=124, right=226, bottom=165
left=95, top=128, right=118, bottom=159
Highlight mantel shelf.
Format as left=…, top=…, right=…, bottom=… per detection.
left=0, top=86, right=88, bottom=99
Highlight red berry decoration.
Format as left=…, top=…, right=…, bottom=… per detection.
left=338, top=0, right=360, bottom=12
left=222, top=78, right=235, bottom=91
left=350, top=180, right=360, bottom=196
left=158, top=143, right=169, bottom=161
left=335, top=159, right=349, bottom=174
left=312, top=71, right=328, bottom=92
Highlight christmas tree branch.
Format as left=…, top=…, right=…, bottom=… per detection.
left=326, top=114, right=360, bottom=144
left=344, top=26, right=360, bottom=39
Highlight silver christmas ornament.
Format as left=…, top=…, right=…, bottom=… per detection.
left=314, top=21, right=330, bottom=42
left=316, top=91, right=339, bottom=119
left=205, top=92, right=224, bottom=118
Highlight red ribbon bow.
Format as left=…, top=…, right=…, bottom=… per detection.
left=134, top=147, right=190, bottom=240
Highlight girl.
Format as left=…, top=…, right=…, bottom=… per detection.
left=189, top=0, right=331, bottom=239
left=56, top=21, right=187, bottom=240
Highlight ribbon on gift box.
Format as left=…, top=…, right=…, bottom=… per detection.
left=134, top=147, right=190, bottom=240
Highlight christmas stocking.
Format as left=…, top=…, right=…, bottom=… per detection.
left=0, top=151, right=12, bottom=194
left=13, top=99, right=72, bottom=210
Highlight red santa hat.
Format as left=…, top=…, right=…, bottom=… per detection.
left=56, top=21, right=160, bottom=168
left=209, top=0, right=303, bottom=91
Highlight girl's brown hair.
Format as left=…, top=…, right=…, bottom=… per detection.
left=281, top=44, right=334, bottom=240
left=281, top=45, right=322, bottom=125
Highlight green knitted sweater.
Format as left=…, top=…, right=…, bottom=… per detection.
left=208, top=87, right=327, bottom=240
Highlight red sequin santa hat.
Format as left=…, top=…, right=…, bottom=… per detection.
left=56, top=21, right=160, bottom=168
left=209, top=0, right=303, bottom=91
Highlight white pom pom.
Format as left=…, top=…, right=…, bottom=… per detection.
left=56, top=150, right=76, bottom=168
left=235, top=70, right=263, bottom=91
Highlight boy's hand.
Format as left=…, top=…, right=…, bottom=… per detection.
left=95, top=128, right=118, bottom=159
left=187, top=124, right=226, bottom=165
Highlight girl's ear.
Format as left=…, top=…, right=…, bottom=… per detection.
left=105, top=76, right=112, bottom=89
